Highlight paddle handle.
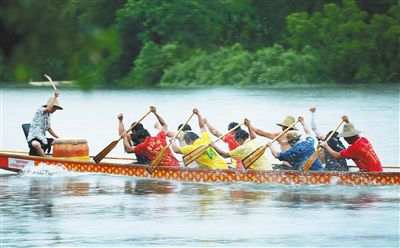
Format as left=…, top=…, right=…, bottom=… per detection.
left=44, top=74, right=58, bottom=91
left=271, top=120, right=300, bottom=144
left=325, top=120, right=345, bottom=143
left=173, top=112, right=195, bottom=140
left=119, top=110, right=152, bottom=141
left=214, top=122, right=244, bottom=143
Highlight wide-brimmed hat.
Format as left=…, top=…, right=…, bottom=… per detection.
left=277, top=115, right=297, bottom=129
left=338, top=123, right=361, bottom=138
left=43, top=97, right=63, bottom=110
left=285, top=130, right=301, bottom=142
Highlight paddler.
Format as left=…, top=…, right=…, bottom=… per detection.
left=170, top=108, right=228, bottom=169
left=121, top=106, right=179, bottom=167
left=266, top=116, right=323, bottom=171
left=204, top=118, right=244, bottom=169
left=309, top=107, right=348, bottom=171
left=253, top=115, right=297, bottom=169
left=210, top=118, right=272, bottom=171
left=27, top=90, right=62, bottom=156
left=118, top=113, right=150, bottom=164
left=320, top=116, right=382, bottom=172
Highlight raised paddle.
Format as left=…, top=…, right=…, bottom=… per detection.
left=147, top=112, right=196, bottom=175
left=302, top=119, right=345, bottom=173
left=243, top=120, right=300, bottom=170
left=183, top=122, right=244, bottom=166
left=93, top=110, right=152, bottom=164
left=44, top=74, right=58, bottom=91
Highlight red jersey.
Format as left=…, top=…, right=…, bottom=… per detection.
left=223, top=133, right=244, bottom=169
left=133, top=131, right=179, bottom=167
left=339, top=137, right=382, bottom=172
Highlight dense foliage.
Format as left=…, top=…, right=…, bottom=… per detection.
left=1, top=0, right=398, bottom=87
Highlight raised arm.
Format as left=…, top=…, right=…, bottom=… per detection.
left=45, top=90, right=59, bottom=113
left=151, top=106, right=168, bottom=132
left=118, top=113, right=132, bottom=143
left=209, top=142, right=230, bottom=158
left=253, top=125, right=276, bottom=140
left=244, top=118, right=256, bottom=140
left=154, top=122, right=176, bottom=137
left=298, top=116, right=311, bottom=136
left=204, top=118, right=222, bottom=138
left=193, top=108, right=206, bottom=132
left=309, top=107, right=326, bottom=140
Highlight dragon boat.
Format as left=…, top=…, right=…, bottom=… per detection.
left=1, top=150, right=399, bottom=186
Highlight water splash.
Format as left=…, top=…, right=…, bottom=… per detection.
left=21, top=162, right=83, bottom=177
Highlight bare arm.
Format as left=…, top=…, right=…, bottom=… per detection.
left=266, top=142, right=279, bottom=159
left=170, top=139, right=182, bottom=154
left=204, top=118, right=222, bottom=138
left=122, top=134, right=135, bottom=153
left=154, top=122, right=176, bottom=137
left=44, top=90, right=59, bottom=113
left=244, top=118, right=256, bottom=140
left=209, top=143, right=230, bottom=158
left=193, top=108, right=206, bottom=132
left=298, top=116, right=311, bottom=136
left=47, top=128, right=59, bottom=139
left=151, top=106, right=168, bottom=132
left=118, top=114, right=132, bottom=143
left=321, top=142, right=344, bottom=160
left=253, top=126, right=276, bottom=140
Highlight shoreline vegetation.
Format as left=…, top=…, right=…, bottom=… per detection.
left=1, top=0, right=398, bottom=89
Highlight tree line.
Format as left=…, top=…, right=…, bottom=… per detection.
left=0, top=0, right=398, bottom=88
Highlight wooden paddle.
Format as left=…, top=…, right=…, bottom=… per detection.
left=183, top=122, right=244, bottom=166
left=93, top=110, right=152, bottom=164
left=147, top=112, right=195, bottom=175
left=243, top=120, right=300, bottom=170
left=44, top=74, right=58, bottom=91
left=302, top=119, right=345, bottom=173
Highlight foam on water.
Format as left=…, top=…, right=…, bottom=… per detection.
left=21, top=163, right=85, bottom=177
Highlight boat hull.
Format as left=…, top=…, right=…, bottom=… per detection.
left=1, top=152, right=399, bottom=186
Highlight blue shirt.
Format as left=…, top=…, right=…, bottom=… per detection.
left=278, top=137, right=323, bottom=171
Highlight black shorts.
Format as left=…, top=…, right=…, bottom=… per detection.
left=28, top=138, right=54, bottom=156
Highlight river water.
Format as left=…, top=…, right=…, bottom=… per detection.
left=1, top=85, right=399, bottom=247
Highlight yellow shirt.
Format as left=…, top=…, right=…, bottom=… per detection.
left=180, top=131, right=228, bottom=169
left=228, top=138, right=272, bottom=171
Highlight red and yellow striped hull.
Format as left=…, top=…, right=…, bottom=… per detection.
left=1, top=151, right=399, bottom=186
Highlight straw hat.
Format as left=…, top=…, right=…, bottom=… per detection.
left=43, top=97, right=63, bottom=110
left=277, top=116, right=297, bottom=129
left=285, top=130, right=301, bottom=142
left=338, top=123, right=360, bottom=138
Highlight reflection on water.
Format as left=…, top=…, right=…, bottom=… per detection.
left=0, top=174, right=399, bottom=247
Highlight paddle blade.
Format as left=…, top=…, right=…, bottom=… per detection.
left=243, top=146, right=267, bottom=170
left=302, top=148, right=322, bottom=173
left=93, top=140, right=119, bottom=164
left=183, top=145, right=208, bottom=166
left=147, top=147, right=168, bottom=175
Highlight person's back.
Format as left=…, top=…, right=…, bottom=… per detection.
left=339, top=136, right=381, bottom=172
left=134, top=130, right=179, bottom=167
left=279, top=136, right=322, bottom=171
left=324, top=135, right=348, bottom=171
left=180, top=131, right=228, bottom=169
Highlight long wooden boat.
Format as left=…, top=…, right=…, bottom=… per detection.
left=1, top=151, right=399, bottom=186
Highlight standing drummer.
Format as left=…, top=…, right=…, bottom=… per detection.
left=27, top=90, right=62, bottom=156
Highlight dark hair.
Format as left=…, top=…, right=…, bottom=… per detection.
left=136, top=129, right=150, bottom=140
left=325, top=131, right=339, bottom=140
left=183, top=132, right=199, bottom=143
left=178, top=124, right=192, bottom=131
left=234, top=129, right=249, bottom=141
left=228, top=122, right=241, bottom=131
left=131, top=122, right=144, bottom=132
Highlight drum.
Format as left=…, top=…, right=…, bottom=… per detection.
left=53, top=139, right=89, bottom=160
